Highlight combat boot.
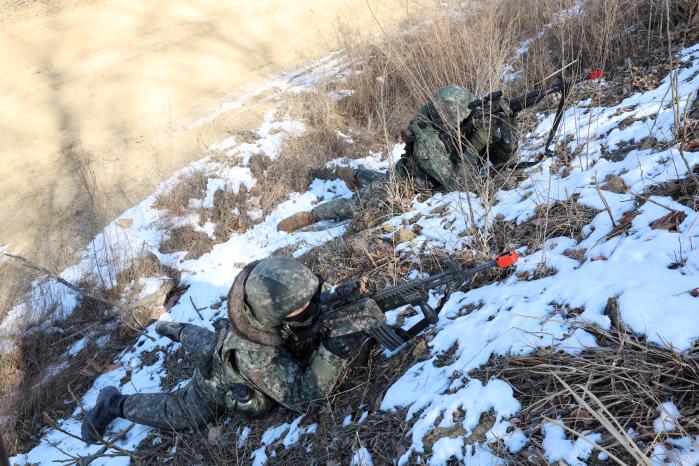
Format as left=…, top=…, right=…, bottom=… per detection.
left=155, top=321, right=187, bottom=342
left=81, top=386, right=125, bottom=444
left=335, top=167, right=358, bottom=188
left=277, top=211, right=315, bottom=233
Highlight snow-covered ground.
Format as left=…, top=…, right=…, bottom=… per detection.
left=8, top=36, right=699, bottom=466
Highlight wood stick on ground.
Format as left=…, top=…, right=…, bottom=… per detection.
left=189, top=296, right=205, bottom=320
left=3, top=253, right=155, bottom=342
left=594, top=177, right=618, bottom=229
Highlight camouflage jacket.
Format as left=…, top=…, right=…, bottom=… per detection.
left=400, top=89, right=518, bottom=192
left=206, top=311, right=347, bottom=416
left=203, top=263, right=355, bottom=417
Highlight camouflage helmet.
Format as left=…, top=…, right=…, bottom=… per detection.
left=426, top=85, right=475, bottom=127
left=244, top=257, right=319, bottom=327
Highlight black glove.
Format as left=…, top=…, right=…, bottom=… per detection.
left=323, top=331, right=372, bottom=365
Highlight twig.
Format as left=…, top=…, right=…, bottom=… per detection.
left=43, top=413, right=142, bottom=459
left=189, top=296, right=205, bottom=320
left=594, top=176, right=618, bottom=229
left=627, top=189, right=682, bottom=213
left=4, top=253, right=155, bottom=342
left=4, top=253, right=92, bottom=299
left=552, top=374, right=649, bottom=464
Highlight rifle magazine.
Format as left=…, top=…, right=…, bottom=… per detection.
left=367, top=324, right=407, bottom=351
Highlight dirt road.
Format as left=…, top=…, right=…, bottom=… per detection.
left=0, top=0, right=419, bottom=265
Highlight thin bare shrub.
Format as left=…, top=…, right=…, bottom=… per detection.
left=1, top=250, right=177, bottom=455
left=252, top=89, right=382, bottom=214
left=152, top=170, right=208, bottom=218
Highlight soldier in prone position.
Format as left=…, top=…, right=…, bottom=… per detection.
left=277, top=85, right=519, bottom=233
left=81, top=257, right=383, bottom=443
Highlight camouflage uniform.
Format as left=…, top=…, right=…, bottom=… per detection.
left=83, top=258, right=383, bottom=438
left=311, top=168, right=389, bottom=222
left=309, top=85, right=519, bottom=223
left=120, top=319, right=348, bottom=430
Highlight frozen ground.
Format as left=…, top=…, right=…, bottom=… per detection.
left=7, top=39, right=699, bottom=466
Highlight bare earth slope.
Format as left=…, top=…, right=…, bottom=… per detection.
left=0, top=0, right=418, bottom=262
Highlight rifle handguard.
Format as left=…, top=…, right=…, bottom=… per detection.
left=319, top=250, right=520, bottom=350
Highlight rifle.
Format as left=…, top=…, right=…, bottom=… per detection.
left=318, top=251, right=519, bottom=351
left=463, top=69, right=603, bottom=168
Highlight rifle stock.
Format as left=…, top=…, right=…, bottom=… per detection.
left=319, top=251, right=519, bottom=350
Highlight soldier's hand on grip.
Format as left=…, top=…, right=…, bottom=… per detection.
left=323, top=332, right=372, bottom=361
left=323, top=298, right=385, bottom=337
left=321, top=298, right=384, bottom=362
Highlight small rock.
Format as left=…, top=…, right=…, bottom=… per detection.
left=562, top=248, right=587, bottom=261
left=430, top=204, right=448, bottom=215
left=208, top=425, right=223, bottom=443
left=115, top=218, right=134, bottom=229
left=345, top=234, right=369, bottom=253
left=393, top=228, right=415, bottom=243
left=406, top=213, right=422, bottom=224
left=600, top=175, right=627, bottom=193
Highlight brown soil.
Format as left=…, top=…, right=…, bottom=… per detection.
left=0, top=0, right=424, bottom=268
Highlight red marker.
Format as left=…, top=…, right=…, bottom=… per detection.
left=496, top=251, right=519, bottom=268
left=587, top=69, right=604, bottom=80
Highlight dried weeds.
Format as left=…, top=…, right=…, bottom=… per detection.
left=491, top=199, right=598, bottom=255
left=3, top=253, right=178, bottom=455
left=152, top=171, right=208, bottom=218
left=5, top=296, right=142, bottom=455
left=472, top=326, right=699, bottom=464
left=159, top=226, right=215, bottom=261
left=646, top=165, right=699, bottom=210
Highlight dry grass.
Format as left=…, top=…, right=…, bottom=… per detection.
left=1, top=253, right=179, bottom=456
left=646, top=165, right=699, bottom=210
left=154, top=173, right=256, bottom=257
left=158, top=226, right=215, bottom=261
left=521, top=0, right=697, bottom=88
left=472, top=325, right=699, bottom=464
left=337, top=0, right=696, bottom=141
left=0, top=262, right=36, bottom=323
left=152, top=171, right=208, bottom=218
left=489, top=198, right=598, bottom=255
left=250, top=89, right=384, bottom=215
left=2, top=295, right=137, bottom=455
left=336, top=1, right=522, bottom=137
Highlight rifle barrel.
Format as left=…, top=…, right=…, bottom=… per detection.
left=509, top=85, right=561, bottom=113
left=371, top=259, right=498, bottom=310
left=468, top=69, right=603, bottom=116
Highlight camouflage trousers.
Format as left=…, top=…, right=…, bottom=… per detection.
left=311, top=169, right=387, bottom=222
left=121, top=324, right=222, bottom=430
left=310, top=162, right=437, bottom=223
